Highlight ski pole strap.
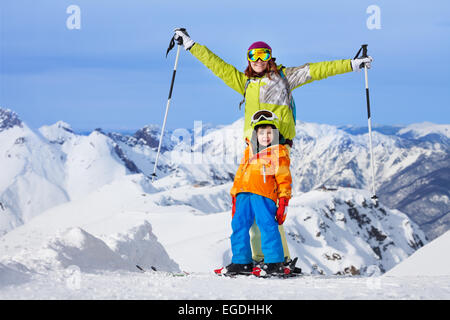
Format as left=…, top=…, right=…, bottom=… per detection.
left=166, top=38, right=175, bottom=57
left=353, top=47, right=362, bottom=60
left=353, top=44, right=369, bottom=59
left=166, top=28, right=186, bottom=57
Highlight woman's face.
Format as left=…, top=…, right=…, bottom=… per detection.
left=257, top=126, right=273, bottom=146
left=250, top=59, right=268, bottom=74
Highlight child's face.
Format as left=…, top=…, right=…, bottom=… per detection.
left=257, top=126, right=273, bottom=146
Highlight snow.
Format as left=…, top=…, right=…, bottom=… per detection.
left=2, top=111, right=448, bottom=238
left=39, top=121, right=75, bottom=144
left=1, top=178, right=447, bottom=299
left=0, top=269, right=449, bottom=300
left=384, top=231, right=450, bottom=277
left=0, top=122, right=68, bottom=234
left=399, top=122, right=450, bottom=139
left=0, top=108, right=449, bottom=299
left=284, top=189, right=427, bottom=275
left=0, top=263, right=30, bottom=287
left=36, top=227, right=137, bottom=273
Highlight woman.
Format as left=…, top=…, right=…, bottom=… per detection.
left=174, top=28, right=372, bottom=145
left=173, top=28, right=373, bottom=263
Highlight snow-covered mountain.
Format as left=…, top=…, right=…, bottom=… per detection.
left=384, top=230, right=450, bottom=277
left=1, top=107, right=448, bottom=298
left=0, top=110, right=68, bottom=235
left=282, top=188, right=426, bottom=275
left=0, top=174, right=426, bottom=278
left=0, top=109, right=448, bottom=299
left=0, top=108, right=158, bottom=237
left=0, top=174, right=179, bottom=275
left=126, top=117, right=448, bottom=241
left=338, top=122, right=450, bottom=240
left=150, top=117, right=449, bottom=240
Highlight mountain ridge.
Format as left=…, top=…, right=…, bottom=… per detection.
left=1, top=107, right=448, bottom=241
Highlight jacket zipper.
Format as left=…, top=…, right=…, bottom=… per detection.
left=263, top=164, right=266, bottom=183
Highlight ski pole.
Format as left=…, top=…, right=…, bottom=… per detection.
left=151, top=31, right=183, bottom=182
left=354, top=44, right=377, bottom=201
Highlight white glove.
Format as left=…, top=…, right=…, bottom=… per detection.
left=351, top=56, right=373, bottom=72
left=174, top=28, right=195, bottom=50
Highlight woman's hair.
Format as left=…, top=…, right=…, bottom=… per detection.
left=244, top=57, right=278, bottom=79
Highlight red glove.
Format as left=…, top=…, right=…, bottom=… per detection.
left=231, top=196, right=236, bottom=218
left=276, top=197, right=289, bottom=225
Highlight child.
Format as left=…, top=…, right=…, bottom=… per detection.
left=223, top=113, right=292, bottom=276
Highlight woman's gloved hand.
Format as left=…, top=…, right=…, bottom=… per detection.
left=351, top=56, right=373, bottom=71
left=174, top=28, right=195, bottom=50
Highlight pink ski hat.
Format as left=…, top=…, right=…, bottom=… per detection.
left=247, top=41, right=272, bottom=51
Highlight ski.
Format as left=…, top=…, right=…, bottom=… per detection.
left=136, top=264, right=189, bottom=277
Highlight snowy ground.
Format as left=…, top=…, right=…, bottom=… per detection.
left=1, top=270, right=449, bottom=300
left=0, top=176, right=448, bottom=300
left=0, top=201, right=449, bottom=300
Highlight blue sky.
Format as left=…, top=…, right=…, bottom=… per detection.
left=1, top=0, right=449, bottom=131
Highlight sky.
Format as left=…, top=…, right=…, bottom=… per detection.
left=1, top=0, right=450, bottom=132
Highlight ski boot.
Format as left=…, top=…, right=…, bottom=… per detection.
left=252, top=262, right=289, bottom=278
left=284, top=257, right=302, bottom=275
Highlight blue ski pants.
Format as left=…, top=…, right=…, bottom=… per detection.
left=231, top=192, right=284, bottom=264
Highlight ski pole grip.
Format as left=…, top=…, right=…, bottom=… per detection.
left=175, top=28, right=186, bottom=46
left=361, top=44, right=368, bottom=58
left=175, top=29, right=185, bottom=46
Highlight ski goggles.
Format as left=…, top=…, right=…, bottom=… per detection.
left=251, top=110, right=278, bottom=124
left=247, top=48, right=272, bottom=62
